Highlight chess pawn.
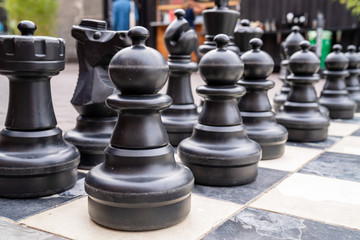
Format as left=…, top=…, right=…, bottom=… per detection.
left=238, top=38, right=288, bottom=159
left=319, top=45, right=356, bottom=119
left=65, top=19, right=130, bottom=169
left=161, top=9, right=199, bottom=146
left=276, top=41, right=330, bottom=142
left=273, top=26, right=304, bottom=112
left=234, top=19, right=263, bottom=56
left=178, top=34, right=262, bottom=186
left=85, top=26, right=194, bottom=231
left=199, top=0, right=240, bottom=56
left=345, top=45, right=360, bottom=112
left=0, top=21, right=80, bottom=197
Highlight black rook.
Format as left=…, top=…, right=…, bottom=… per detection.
left=0, top=21, right=80, bottom=198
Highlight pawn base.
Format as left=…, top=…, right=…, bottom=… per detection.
left=285, top=127, right=328, bottom=142
left=178, top=124, right=261, bottom=186
left=88, top=194, right=191, bottom=231
left=85, top=144, right=194, bottom=231
left=249, top=134, right=287, bottom=160
left=319, top=98, right=356, bottom=119
left=65, top=116, right=116, bottom=169
left=0, top=128, right=80, bottom=198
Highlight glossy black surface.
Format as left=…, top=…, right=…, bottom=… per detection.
left=0, top=21, right=80, bottom=198
left=320, top=44, right=356, bottom=119
left=64, top=19, right=130, bottom=169
left=238, top=38, right=288, bottom=159
left=179, top=34, right=261, bottom=186
left=276, top=41, right=330, bottom=142
left=84, top=26, right=194, bottom=231
left=161, top=9, right=199, bottom=146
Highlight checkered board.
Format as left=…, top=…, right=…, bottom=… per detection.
left=1, top=115, right=360, bottom=240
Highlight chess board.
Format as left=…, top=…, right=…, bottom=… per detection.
left=0, top=64, right=360, bottom=240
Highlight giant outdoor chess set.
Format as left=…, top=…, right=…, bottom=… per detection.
left=0, top=0, right=360, bottom=239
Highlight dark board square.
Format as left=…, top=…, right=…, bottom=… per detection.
left=299, top=151, right=360, bottom=182
left=0, top=172, right=86, bottom=220
left=193, top=168, right=288, bottom=205
left=286, top=136, right=341, bottom=149
left=204, top=207, right=360, bottom=240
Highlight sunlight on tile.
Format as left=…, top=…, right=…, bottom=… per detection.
left=259, top=146, right=323, bottom=172
left=328, top=122, right=359, bottom=137
left=250, top=173, right=360, bottom=230
left=327, top=136, right=360, bottom=155
left=21, top=194, right=242, bottom=240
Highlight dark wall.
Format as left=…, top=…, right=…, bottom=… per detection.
left=240, top=0, right=360, bottom=70
left=240, top=0, right=359, bottom=30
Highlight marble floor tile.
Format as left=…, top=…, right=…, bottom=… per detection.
left=203, top=207, right=360, bottom=240
left=193, top=168, right=289, bottom=205
left=250, top=173, right=360, bottom=230
left=286, top=136, right=341, bottom=149
left=299, top=151, right=360, bottom=182
left=327, top=136, right=360, bottom=155
left=0, top=217, right=65, bottom=240
left=21, top=194, right=242, bottom=240
left=328, top=121, right=360, bottom=136
left=0, top=175, right=86, bottom=220
left=259, top=145, right=323, bottom=172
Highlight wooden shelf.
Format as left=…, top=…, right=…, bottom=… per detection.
left=157, top=1, right=240, bottom=11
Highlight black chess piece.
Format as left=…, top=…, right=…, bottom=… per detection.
left=178, top=34, right=261, bottom=186
left=273, top=26, right=304, bottom=112
left=199, top=0, right=240, bottom=56
left=345, top=45, right=360, bottom=112
left=238, top=38, right=288, bottom=159
left=276, top=41, right=330, bottom=142
left=234, top=19, right=263, bottom=56
left=64, top=19, right=130, bottom=169
left=0, top=21, right=80, bottom=198
left=161, top=9, right=199, bottom=146
left=85, top=26, right=194, bottom=231
left=319, top=45, right=356, bottom=119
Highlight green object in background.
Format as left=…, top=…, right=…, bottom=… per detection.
left=4, top=0, right=58, bottom=36
left=308, top=30, right=332, bottom=69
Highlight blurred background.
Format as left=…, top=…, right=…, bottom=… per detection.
left=0, top=0, right=359, bottom=71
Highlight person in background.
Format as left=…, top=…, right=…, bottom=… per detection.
left=184, top=0, right=204, bottom=29
left=112, top=0, right=139, bottom=30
